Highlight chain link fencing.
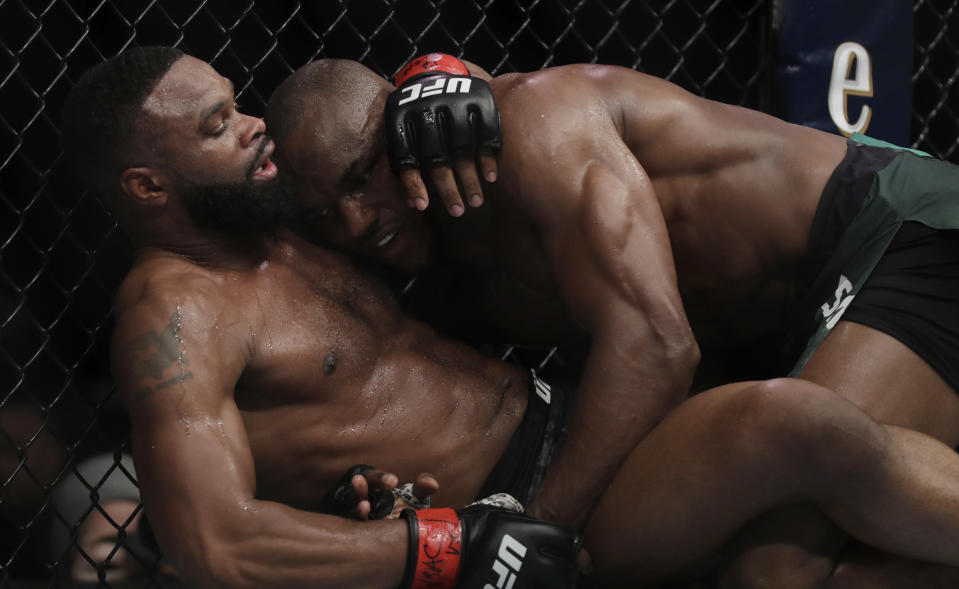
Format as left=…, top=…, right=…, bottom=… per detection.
left=0, top=0, right=955, bottom=586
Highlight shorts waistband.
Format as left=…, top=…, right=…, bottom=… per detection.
left=477, top=370, right=569, bottom=507
left=799, top=140, right=900, bottom=291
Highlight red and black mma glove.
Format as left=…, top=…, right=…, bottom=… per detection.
left=400, top=504, right=582, bottom=589
left=385, top=53, right=502, bottom=173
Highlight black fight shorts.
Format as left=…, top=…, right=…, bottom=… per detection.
left=476, top=372, right=572, bottom=507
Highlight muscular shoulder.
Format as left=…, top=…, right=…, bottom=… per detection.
left=490, top=66, right=618, bottom=172
left=495, top=65, right=708, bottom=145
left=112, top=256, right=249, bottom=371
left=115, top=257, right=228, bottom=325
left=111, top=257, right=251, bottom=411
left=489, top=67, right=645, bottom=214
left=492, top=64, right=615, bottom=116
left=493, top=64, right=678, bottom=110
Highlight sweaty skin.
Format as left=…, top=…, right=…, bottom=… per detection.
left=484, top=68, right=959, bottom=581
left=282, top=62, right=959, bottom=585
left=106, top=55, right=959, bottom=588
left=118, top=240, right=524, bottom=510
left=278, top=63, right=843, bottom=526
left=494, top=66, right=842, bottom=341
left=487, top=67, right=846, bottom=526
left=109, top=55, right=528, bottom=589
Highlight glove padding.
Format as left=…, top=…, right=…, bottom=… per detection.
left=318, top=464, right=396, bottom=520
left=386, top=53, right=502, bottom=172
left=400, top=501, right=582, bottom=589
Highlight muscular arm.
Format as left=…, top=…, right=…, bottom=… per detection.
left=496, top=66, right=700, bottom=527
left=111, top=277, right=408, bottom=589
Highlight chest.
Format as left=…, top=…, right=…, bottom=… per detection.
left=233, top=245, right=403, bottom=406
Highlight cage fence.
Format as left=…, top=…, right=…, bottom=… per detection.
left=0, top=0, right=956, bottom=586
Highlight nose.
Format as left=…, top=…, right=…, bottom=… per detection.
left=338, top=197, right=377, bottom=239
left=238, top=113, right=266, bottom=148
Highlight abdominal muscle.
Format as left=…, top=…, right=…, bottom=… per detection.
left=240, top=317, right=530, bottom=511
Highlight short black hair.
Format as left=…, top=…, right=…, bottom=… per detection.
left=266, top=59, right=389, bottom=170
left=264, top=60, right=322, bottom=149
left=60, top=46, right=184, bottom=195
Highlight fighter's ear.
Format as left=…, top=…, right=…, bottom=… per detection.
left=119, top=167, right=169, bottom=206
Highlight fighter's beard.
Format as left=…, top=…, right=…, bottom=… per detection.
left=177, top=165, right=298, bottom=237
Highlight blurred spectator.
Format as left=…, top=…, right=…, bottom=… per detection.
left=49, top=452, right=188, bottom=588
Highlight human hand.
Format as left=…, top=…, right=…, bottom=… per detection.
left=318, top=464, right=396, bottom=520
left=385, top=53, right=500, bottom=217
left=320, top=465, right=441, bottom=521
left=387, top=472, right=440, bottom=519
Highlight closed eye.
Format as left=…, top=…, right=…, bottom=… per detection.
left=207, top=100, right=241, bottom=137
left=338, top=149, right=381, bottom=190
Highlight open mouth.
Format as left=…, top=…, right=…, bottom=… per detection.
left=370, top=225, right=406, bottom=260
left=250, top=140, right=278, bottom=181
left=376, top=230, right=398, bottom=248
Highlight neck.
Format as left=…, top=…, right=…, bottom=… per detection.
left=131, top=227, right=274, bottom=271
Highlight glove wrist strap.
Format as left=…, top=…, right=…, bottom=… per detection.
left=400, top=508, right=462, bottom=589
left=394, top=53, right=469, bottom=86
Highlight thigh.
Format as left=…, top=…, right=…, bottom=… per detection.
left=800, top=223, right=959, bottom=445
left=582, top=379, right=871, bottom=586
left=582, top=382, right=758, bottom=584
left=800, top=320, right=959, bottom=445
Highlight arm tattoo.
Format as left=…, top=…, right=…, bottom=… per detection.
left=127, top=310, right=194, bottom=400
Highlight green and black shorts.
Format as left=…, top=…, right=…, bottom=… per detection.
left=788, top=135, right=959, bottom=393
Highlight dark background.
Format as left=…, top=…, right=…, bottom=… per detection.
left=1, top=0, right=956, bottom=585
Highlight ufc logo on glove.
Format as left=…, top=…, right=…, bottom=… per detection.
left=484, top=534, right=527, bottom=589
left=397, top=77, right=473, bottom=105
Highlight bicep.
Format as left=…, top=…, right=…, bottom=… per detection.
left=537, top=154, right=685, bottom=339
left=536, top=149, right=698, bottom=413
left=111, top=297, right=255, bottom=555
left=498, top=75, right=693, bottom=349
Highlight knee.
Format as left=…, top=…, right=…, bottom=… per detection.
left=722, top=378, right=834, bottom=441
left=722, top=379, right=882, bottom=474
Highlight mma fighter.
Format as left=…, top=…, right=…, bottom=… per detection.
left=61, top=47, right=959, bottom=588
left=270, top=55, right=959, bottom=587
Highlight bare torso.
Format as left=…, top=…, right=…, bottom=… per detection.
left=118, top=233, right=527, bottom=510
left=433, top=65, right=848, bottom=349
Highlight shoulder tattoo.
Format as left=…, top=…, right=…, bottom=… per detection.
left=126, top=309, right=194, bottom=401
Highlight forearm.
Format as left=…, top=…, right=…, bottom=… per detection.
left=166, top=498, right=409, bottom=589
left=530, top=332, right=699, bottom=528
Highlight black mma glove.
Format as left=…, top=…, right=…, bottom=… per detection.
left=386, top=53, right=502, bottom=173
left=318, top=464, right=396, bottom=520
left=399, top=503, right=582, bottom=589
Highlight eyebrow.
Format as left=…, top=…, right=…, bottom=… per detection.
left=197, top=79, right=236, bottom=130
left=336, top=159, right=365, bottom=191
left=336, top=148, right=380, bottom=191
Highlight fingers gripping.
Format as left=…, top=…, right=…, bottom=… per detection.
left=319, top=464, right=396, bottom=519
left=385, top=54, right=502, bottom=213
